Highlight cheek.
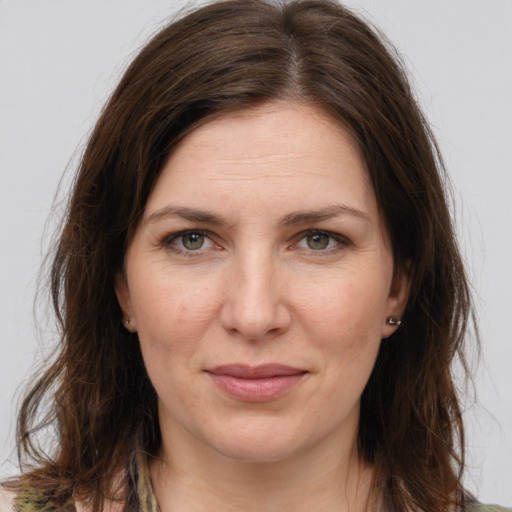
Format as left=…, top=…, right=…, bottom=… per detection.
left=301, top=274, right=388, bottom=338
left=130, top=270, right=222, bottom=355
left=295, top=268, right=389, bottom=386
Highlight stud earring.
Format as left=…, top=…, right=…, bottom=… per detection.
left=123, top=318, right=133, bottom=329
left=386, top=317, right=402, bottom=327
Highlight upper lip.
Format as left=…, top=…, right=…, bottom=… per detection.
left=206, top=364, right=306, bottom=379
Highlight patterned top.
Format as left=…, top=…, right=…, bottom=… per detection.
left=130, top=452, right=158, bottom=512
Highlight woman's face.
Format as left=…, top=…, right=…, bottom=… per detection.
left=117, top=101, right=408, bottom=463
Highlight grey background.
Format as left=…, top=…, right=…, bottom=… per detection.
left=1, top=0, right=511, bottom=504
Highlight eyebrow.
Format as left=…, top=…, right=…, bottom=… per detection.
left=280, top=205, right=371, bottom=226
left=145, top=206, right=230, bottom=226
left=145, top=204, right=371, bottom=227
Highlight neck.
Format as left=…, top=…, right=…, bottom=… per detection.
left=149, top=428, right=376, bottom=512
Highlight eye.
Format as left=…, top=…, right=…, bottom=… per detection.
left=305, top=232, right=331, bottom=250
left=162, top=230, right=217, bottom=254
left=294, top=230, right=348, bottom=252
left=181, top=232, right=207, bottom=250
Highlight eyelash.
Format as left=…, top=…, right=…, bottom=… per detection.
left=293, top=229, right=351, bottom=254
left=160, top=229, right=217, bottom=257
left=160, top=229, right=350, bottom=257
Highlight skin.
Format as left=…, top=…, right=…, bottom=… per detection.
left=116, top=101, right=409, bottom=512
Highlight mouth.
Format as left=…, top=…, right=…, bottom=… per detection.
left=205, top=364, right=307, bottom=402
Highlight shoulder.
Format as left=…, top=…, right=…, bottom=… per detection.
left=467, top=503, right=512, bottom=512
left=0, top=489, right=15, bottom=512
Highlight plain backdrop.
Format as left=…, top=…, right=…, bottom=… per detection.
left=1, top=0, right=511, bottom=505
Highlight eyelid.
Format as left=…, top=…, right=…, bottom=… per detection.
left=160, top=229, right=219, bottom=255
left=161, top=228, right=208, bottom=243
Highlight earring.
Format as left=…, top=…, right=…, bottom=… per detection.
left=123, top=318, right=133, bottom=329
left=386, top=317, right=401, bottom=327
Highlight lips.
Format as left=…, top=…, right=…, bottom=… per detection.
left=205, top=364, right=307, bottom=402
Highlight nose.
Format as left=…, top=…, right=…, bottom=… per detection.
left=220, top=252, right=291, bottom=341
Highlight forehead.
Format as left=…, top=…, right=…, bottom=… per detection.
left=145, top=101, right=376, bottom=217
left=182, top=102, right=364, bottom=167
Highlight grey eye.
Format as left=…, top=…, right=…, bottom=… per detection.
left=306, top=233, right=330, bottom=250
left=182, top=233, right=205, bottom=250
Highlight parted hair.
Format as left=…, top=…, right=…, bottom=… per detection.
left=13, top=1, right=475, bottom=511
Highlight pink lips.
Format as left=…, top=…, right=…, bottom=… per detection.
left=206, top=364, right=306, bottom=402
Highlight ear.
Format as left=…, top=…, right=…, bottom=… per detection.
left=115, top=271, right=137, bottom=332
left=381, top=265, right=411, bottom=339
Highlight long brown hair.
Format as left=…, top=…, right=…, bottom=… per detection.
left=12, top=1, right=475, bottom=510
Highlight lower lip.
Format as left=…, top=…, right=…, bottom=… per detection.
left=208, top=373, right=305, bottom=402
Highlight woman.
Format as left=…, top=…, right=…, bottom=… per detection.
left=1, top=0, right=509, bottom=511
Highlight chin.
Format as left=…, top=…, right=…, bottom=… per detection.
left=212, top=437, right=304, bottom=464
left=201, top=416, right=327, bottom=464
